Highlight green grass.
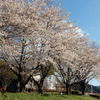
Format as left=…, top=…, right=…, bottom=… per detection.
left=0, top=92, right=99, bottom=100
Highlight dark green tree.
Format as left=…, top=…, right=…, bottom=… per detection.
left=0, top=60, right=17, bottom=91
left=33, top=61, right=55, bottom=94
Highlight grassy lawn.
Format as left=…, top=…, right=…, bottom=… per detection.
left=0, top=92, right=99, bottom=100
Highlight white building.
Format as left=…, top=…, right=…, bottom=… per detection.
left=26, top=75, right=57, bottom=90
left=45, top=75, right=57, bottom=90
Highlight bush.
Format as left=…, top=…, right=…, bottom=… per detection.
left=90, top=94, right=100, bottom=99
left=32, top=88, right=37, bottom=92
left=25, top=88, right=37, bottom=92
left=48, top=89, right=56, bottom=92
left=2, top=88, right=6, bottom=93
left=71, top=90, right=80, bottom=95
left=62, top=90, right=80, bottom=94
left=62, top=90, right=66, bottom=93
left=43, top=89, right=56, bottom=92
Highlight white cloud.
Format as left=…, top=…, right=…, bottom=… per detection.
left=76, top=27, right=90, bottom=37
left=63, top=21, right=89, bottom=37
left=86, top=33, right=90, bottom=35
left=90, top=27, right=97, bottom=30
left=77, top=28, right=84, bottom=36
left=69, top=24, right=84, bottom=36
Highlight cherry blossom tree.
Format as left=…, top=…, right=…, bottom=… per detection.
left=76, top=41, right=100, bottom=95
left=1, top=0, right=99, bottom=95
left=0, top=0, right=76, bottom=92
left=54, top=34, right=100, bottom=95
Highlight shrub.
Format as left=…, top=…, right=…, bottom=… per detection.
left=62, top=90, right=80, bottom=94
left=90, top=94, right=100, bottom=99
left=62, top=90, right=66, bottom=93
left=71, top=90, right=80, bottom=95
left=43, top=89, right=56, bottom=92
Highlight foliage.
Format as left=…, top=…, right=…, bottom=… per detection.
left=43, top=89, right=56, bottom=92
left=71, top=90, right=80, bottom=95
left=55, top=40, right=100, bottom=94
left=0, top=0, right=100, bottom=95
left=90, top=94, right=100, bottom=99
left=40, top=62, right=55, bottom=77
left=0, top=60, right=17, bottom=88
left=0, top=0, right=74, bottom=92
left=0, top=60, right=4, bottom=66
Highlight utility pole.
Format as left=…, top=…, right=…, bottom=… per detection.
left=91, top=85, right=93, bottom=94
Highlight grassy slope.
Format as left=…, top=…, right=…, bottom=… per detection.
left=0, top=93, right=99, bottom=100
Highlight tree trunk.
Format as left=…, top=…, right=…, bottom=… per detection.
left=66, top=85, right=70, bottom=95
left=21, top=74, right=32, bottom=92
left=79, top=81, right=87, bottom=95
left=38, top=79, right=44, bottom=94
left=38, top=85, right=43, bottom=94
left=69, top=86, right=72, bottom=94
left=18, top=74, right=22, bottom=92
left=19, top=82, right=22, bottom=92
left=3, top=85, right=7, bottom=92
left=20, top=84, right=24, bottom=92
left=33, top=78, right=44, bottom=94
left=82, top=86, right=86, bottom=95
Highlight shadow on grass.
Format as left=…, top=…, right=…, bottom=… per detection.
left=41, top=94, right=51, bottom=97
left=41, top=93, right=69, bottom=99
left=59, top=95, right=69, bottom=99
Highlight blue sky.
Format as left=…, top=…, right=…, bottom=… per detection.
left=58, top=0, right=100, bottom=86
left=59, top=0, right=100, bottom=43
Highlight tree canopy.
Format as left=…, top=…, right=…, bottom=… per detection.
left=0, top=0, right=100, bottom=94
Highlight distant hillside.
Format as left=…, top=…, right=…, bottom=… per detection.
left=72, top=84, right=100, bottom=94
left=96, top=86, right=100, bottom=88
